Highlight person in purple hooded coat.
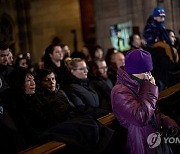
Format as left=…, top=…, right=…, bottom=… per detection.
left=111, top=49, right=179, bottom=154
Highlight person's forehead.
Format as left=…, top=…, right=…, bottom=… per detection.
left=20, top=59, right=27, bottom=63
left=0, top=48, right=10, bottom=54
left=45, top=73, right=55, bottom=78
left=116, top=53, right=124, bottom=59
left=54, top=46, right=62, bottom=50
left=133, top=35, right=140, bottom=39
left=169, top=32, right=175, bottom=36
left=63, top=45, right=69, bottom=50
left=26, top=73, right=34, bottom=79
left=96, top=48, right=103, bottom=52
left=97, top=60, right=106, bottom=66
left=156, top=16, right=164, bottom=19
left=77, top=61, right=86, bottom=66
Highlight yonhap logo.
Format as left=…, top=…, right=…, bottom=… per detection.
left=147, top=132, right=161, bottom=148
left=147, top=132, right=180, bottom=149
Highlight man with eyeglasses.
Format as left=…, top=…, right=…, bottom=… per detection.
left=89, top=58, right=113, bottom=111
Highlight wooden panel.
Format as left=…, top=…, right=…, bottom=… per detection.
left=79, top=0, right=95, bottom=45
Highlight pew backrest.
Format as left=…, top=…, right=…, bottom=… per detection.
left=19, top=141, right=66, bottom=154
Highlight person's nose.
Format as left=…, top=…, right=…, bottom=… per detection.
left=31, top=80, right=36, bottom=86
left=84, top=68, right=88, bottom=73
left=4, top=56, right=8, bottom=61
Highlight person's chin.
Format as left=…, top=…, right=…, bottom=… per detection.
left=51, top=87, right=56, bottom=91
left=28, top=91, right=35, bottom=95
left=101, top=74, right=107, bottom=79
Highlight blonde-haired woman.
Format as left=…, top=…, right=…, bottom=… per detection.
left=63, top=58, right=109, bottom=119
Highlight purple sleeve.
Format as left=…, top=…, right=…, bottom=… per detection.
left=111, top=81, right=158, bottom=127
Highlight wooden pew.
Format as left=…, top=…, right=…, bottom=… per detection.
left=97, top=112, right=115, bottom=126
left=158, top=82, right=180, bottom=125
left=158, top=82, right=180, bottom=101
left=19, top=141, right=66, bottom=154
left=19, top=83, right=180, bottom=154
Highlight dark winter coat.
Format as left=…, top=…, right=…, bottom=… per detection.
left=90, top=76, right=113, bottom=111
left=36, top=86, right=79, bottom=122
left=107, top=65, right=117, bottom=86
left=151, top=45, right=180, bottom=91
left=39, top=115, right=114, bottom=154
left=63, top=74, right=109, bottom=119
left=2, top=90, right=52, bottom=145
left=0, top=65, right=13, bottom=95
left=0, top=104, right=25, bottom=153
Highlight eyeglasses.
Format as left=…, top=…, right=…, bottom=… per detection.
left=74, top=67, right=88, bottom=71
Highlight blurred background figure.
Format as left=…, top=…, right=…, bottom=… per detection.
left=143, top=6, right=170, bottom=50
left=107, top=52, right=125, bottom=85
left=129, top=34, right=146, bottom=50
left=105, top=48, right=118, bottom=66
left=14, top=53, right=34, bottom=72
left=43, top=43, right=64, bottom=85
left=60, top=43, right=71, bottom=59
left=91, top=45, right=104, bottom=60
left=15, top=53, right=28, bottom=68
left=79, top=45, right=92, bottom=62
left=167, top=29, right=179, bottom=63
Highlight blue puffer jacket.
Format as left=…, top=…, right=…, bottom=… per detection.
left=111, top=68, right=159, bottom=154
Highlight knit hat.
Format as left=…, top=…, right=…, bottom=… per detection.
left=124, top=49, right=153, bottom=74
left=153, top=6, right=166, bottom=17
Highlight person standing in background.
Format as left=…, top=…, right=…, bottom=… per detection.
left=143, top=6, right=171, bottom=49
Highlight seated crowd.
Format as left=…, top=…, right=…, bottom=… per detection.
left=0, top=7, right=180, bottom=152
